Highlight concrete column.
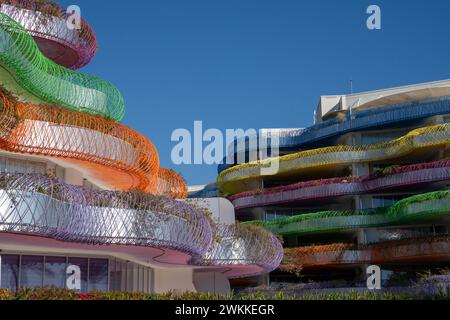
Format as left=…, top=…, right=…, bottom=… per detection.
left=152, top=268, right=197, bottom=294
left=182, top=198, right=235, bottom=225
left=193, top=272, right=231, bottom=295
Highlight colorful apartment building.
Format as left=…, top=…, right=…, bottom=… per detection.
left=0, top=0, right=282, bottom=294
left=217, top=79, right=450, bottom=287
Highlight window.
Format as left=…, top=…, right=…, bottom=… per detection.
left=360, top=131, right=406, bottom=145
left=0, top=157, right=46, bottom=175
left=1, top=255, right=19, bottom=291
left=264, top=209, right=296, bottom=221
left=108, top=259, right=152, bottom=293
left=372, top=195, right=407, bottom=208
left=44, top=257, right=67, bottom=288
left=265, top=211, right=276, bottom=221
left=109, top=260, right=122, bottom=292
left=0, top=254, right=140, bottom=293
left=88, top=259, right=108, bottom=292
left=20, top=256, right=44, bottom=288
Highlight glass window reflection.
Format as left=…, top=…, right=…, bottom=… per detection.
left=88, top=259, right=108, bottom=292
left=20, top=256, right=44, bottom=288
left=1, top=255, right=20, bottom=292
left=44, top=257, right=66, bottom=288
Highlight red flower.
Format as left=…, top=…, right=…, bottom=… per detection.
left=78, top=293, right=93, bottom=300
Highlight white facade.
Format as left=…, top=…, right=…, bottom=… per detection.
left=316, top=79, right=450, bottom=122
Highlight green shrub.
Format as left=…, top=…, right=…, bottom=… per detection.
left=0, top=286, right=448, bottom=300
left=0, top=288, right=14, bottom=300
left=15, top=287, right=79, bottom=300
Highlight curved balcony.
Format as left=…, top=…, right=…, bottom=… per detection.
left=0, top=1, right=285, bottom=279
left=0, top=1, right=97, bottom=69
left=0, top=13, right=123, bottom=122
left=0, top=173, right=283, bottom=278
left=218, top=123, right=450, bottom=195
left=249, top=189, right=450, bottom=237
left=0, top=89, right=189, bottom=197
left=193, top=224, right=284, bottom=279
left=218, top=97, right=450, bottom=173
left=156, top=168, right=188, bottom=199
left=230, top=160, right=450, bottom=210
left=0, top=173, right=212, bottom=260
left=0, top=89, right=157, bottom=192
left=285, top=236, right=450, bottom=269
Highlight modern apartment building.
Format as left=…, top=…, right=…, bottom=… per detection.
left=217, top=79, right=450, bottom=287
left=0, top=0, right=282, bottom=294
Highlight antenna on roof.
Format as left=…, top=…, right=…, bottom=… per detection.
left=350, top=78, right=353, bottom=94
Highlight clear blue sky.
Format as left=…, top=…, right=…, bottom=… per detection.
left=60, top=0, right=450, bottom=186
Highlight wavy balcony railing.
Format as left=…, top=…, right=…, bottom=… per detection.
left=0, top=173, right=283, bottom=278
left=156, top=168, right=188, bottom=199
left=0, top=13, right=123, bottom=121
left=284, top=235, right=450, bottom=269
left=0, top=89, right=188, bottom=197
left=249, top=190, right=450, bottom=236
left=193, top=223, right=284, bottom=279
left=0, top=0, right=97, bottom=69
left=230, top=160, right=450, bottom=210
left=0, top=173, right=211, bottom=258
left=218, top=124, right=450, bottom=195
left=218, top=97, right=450, bottom=173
